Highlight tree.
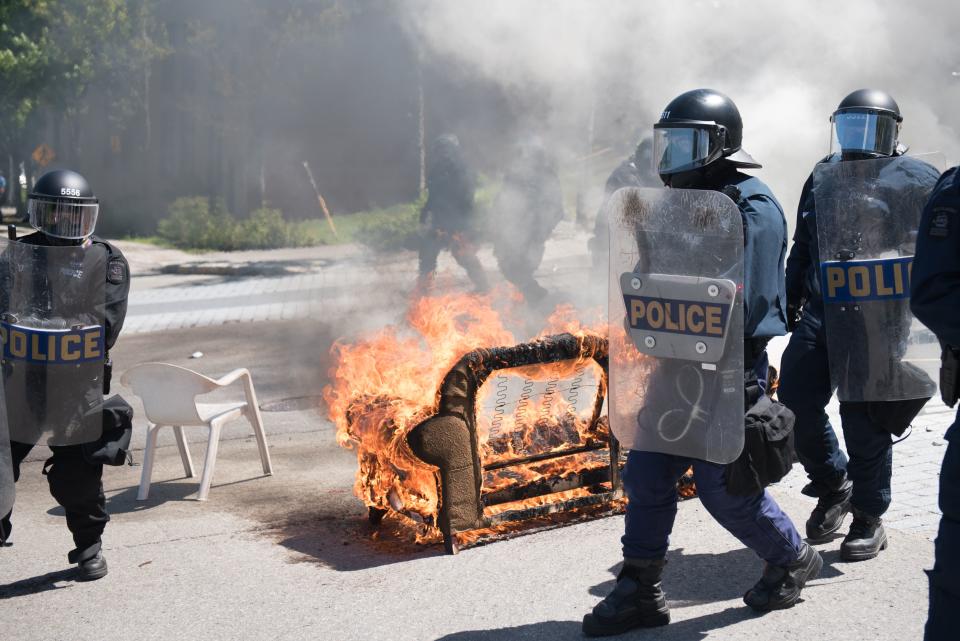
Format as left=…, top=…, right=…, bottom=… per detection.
left=0, top=1, right=164, bottom=178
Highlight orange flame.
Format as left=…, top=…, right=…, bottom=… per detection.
left=324, top=291, right=611, bottom=531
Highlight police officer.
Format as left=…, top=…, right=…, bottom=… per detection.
left=779, top=90, right=940, bottom=561
left=492, top=139, right=565, bottom=303
left=583, top=89, right=819, bottom=636
left=911, top=165, right=960, bottom=640
left=589, top=137, right=660, bottom=272
left=0, top=168, right=129, bottom=580
left=418, top=134, right=489, bottom=292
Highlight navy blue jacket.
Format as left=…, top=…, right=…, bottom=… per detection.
left=912, top=166, right=960, bottom=347
left=785, top=153, right=941, bottom=317
left=719, top=171, right=789, bottom=339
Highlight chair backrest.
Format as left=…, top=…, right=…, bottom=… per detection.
left=120, top=362, right=222, bottom=425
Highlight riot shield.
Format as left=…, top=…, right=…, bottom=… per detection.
left=815, top=153, right=945, bottom=402
left=0, top=237, right=106, bottom=446
left=0, top=382, right=12, bottom=519
left=607, top=187, right=745, bottom=463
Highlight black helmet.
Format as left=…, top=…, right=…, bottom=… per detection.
left=27, top=169, right=99, bottom=240
left=830, top=89, right=902, bottom=158
left=653, top=88, right=760, bottom=176
left=633, top=137, right=654, bottom=167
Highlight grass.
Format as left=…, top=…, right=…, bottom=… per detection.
left=123, top=158, right=625, bottom=253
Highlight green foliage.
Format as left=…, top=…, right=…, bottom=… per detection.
left=355, top=197, right=424, bottom=251
left=237, top=208, right=310, bottom=250
left=157, top=197, right=321, bottom=251
left=0, top=0, right=164, bottom=148
left=153, top=195, right=429, bottom=253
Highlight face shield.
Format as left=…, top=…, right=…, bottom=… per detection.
left=652, top=124, right=724, bottom=175
left=830, top=111, right=899, bottom=157
left=27, top=197, right=99, bottom=240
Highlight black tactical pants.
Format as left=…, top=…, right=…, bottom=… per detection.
left=418, top=228, right=489, bottom=292
left=494, top=237, right=549, bottom=302
left=1, top=441, right=108, bottom=562
left=926, top=423, right=960, bottom=640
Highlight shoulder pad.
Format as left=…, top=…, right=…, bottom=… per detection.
left=721, top=185, right=743, bottom=204
left=107, top=256, right=127, bottom=285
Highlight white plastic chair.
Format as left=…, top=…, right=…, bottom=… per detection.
left=120, top=363, right=273, bottom=501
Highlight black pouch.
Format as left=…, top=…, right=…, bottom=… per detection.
left=725, top=395, right=796, bottom=497
left=82, top=395, right=135, bottom=466
left=842, top=398, right=931, bottom=438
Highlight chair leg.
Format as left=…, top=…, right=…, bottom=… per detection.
left=245, top=405, right=273, bottom=476
left=196, top=421, right=223, bottom=501
left=173, top=425, right=196, bottom=478
left=137, top=424, right=162, bottom=501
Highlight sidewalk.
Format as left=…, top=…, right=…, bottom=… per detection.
left=0, top=424, right=935, bottom=641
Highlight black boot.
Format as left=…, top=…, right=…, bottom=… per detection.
left=840, top=508, right=887, bottom=562
left=805, top=476, right=853, bottom=542
left=743, top=543, right=823, bottom=612
left=76, top=551, right=108, bottom=581
left=582, top=558, right=670, bottom=636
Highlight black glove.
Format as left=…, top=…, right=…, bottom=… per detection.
left=786, top=301, right=803, bottom=333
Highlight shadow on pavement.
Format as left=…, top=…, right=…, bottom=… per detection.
left=432, top=607, right=751, bottom=641
left=268, top=508, right=445, bottom=572
left=157, top=258, right=326, bottom=279
left=0, top=568, right=77, bottom=600
left=97, top=477, right=273, bottom=514
left=589, top=545, right=845, bottom=604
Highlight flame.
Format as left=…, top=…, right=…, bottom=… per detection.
left=325, top=290, right=614, bottom=531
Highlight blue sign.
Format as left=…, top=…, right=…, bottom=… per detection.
left=0, top=322, right=104, bottom=364
left=821, top=256, right=912, bottom=303
left=623, top=295, right=730, bottom=337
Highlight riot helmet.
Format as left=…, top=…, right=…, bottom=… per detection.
left=633, top=137, right=654, bottom=171
left=829, top=89, right=902, bottom=159
left=653, top=89, right=761, bottom=178
left=27, top=169, right=99, bottom=240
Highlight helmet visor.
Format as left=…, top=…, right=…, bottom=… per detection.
left=653, top=126, right=721, bottom=175
left=27, top=198, right=99, bottom=239
left=830, top=112, right=899, bottom=157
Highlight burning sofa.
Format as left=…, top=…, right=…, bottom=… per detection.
left=330, top=295, right=696, bottom=554
left=404, top=332, right=621, bottom=553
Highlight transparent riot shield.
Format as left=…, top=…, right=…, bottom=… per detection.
left=0, top=237, right=106, bottom=446
left=608, top=187, right=745, bottom=463
left=815, top=153, right=945, bottom=402
left=0, top=383, right=12, bottom=519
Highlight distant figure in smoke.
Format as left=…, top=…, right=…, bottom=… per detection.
left=589, top=137, right=660, bottom=272
left=418, top=134, right=489, bottom=292
left=492, top=139, right=565, bottom=303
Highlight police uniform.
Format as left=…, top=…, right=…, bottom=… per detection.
left=910, top=166, right=960, bottom=640
left=418, top=135, right=488, bottom=291
left=492, top=150, right=565, bottom=302
left=620, top=167, right=802, bottom=566
left=780, top=153, right=941, bottom=522
left=1, top=232, right=129, bottom=566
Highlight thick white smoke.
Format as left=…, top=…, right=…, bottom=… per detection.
left=405, top=0, right=960, bottom=221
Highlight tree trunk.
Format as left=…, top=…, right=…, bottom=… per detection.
left=417, top=53, right=426, bottom=198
